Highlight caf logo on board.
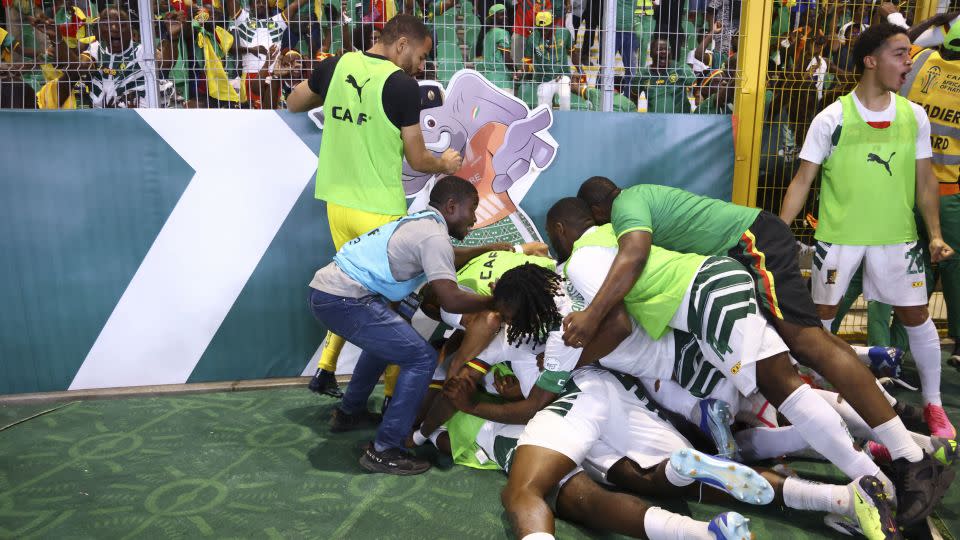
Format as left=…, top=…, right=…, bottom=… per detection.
left=920, top=65, right=941, bottom=94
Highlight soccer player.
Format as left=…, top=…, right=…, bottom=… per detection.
left=288, top=15, right=462, bottom=401
left=307, top=177, right=494, bottom=475
left=781, top=23, right=956, bottom=438
left=553, top=196, right=954, bottom=527
left=429, top=402, right=755, bottom=540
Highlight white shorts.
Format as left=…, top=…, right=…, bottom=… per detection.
left=671, top=260, right=790, bottom=397
left=811, top=241, right=929, bottom=307
left=476, top=420, right=583, bottom=500
left=518, top=368, right=690, bottom=470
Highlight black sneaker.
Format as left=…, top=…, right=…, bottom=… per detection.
left=882, top=453, right=956, bottom=527
left=308, top=368, right=343, bottom=398
left=893, top=401, right=926, bottom=434
left=330, top=408, right=382, bottom=433
left=359, top=446, right=431, bottom=475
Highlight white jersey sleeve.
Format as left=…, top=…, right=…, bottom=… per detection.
left=565, top=245, right=617, bottom=304
left=798, top=100, right=842, bottom=165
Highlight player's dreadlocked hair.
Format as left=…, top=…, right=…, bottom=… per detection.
left=493, top=264, right=563, bottom=347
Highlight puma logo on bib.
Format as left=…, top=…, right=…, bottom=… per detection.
left=867, top=152, right=895, bottom=176
left=345, top=74, right=371, bottom=101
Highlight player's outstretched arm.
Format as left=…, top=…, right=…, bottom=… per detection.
left=431, top=279, right=496, bottom=314
left=402, top=125, right=463, bottom=174
left=916, top=158, right=955, bottom=262
left=574, top=304, right=632, bottom=369
left=780, top=160, right=820, bottom=225
left=446, top=378, right=556, bottom=425
left=563, top=230, right=651, bottom=348
left=417, top=363, right=486, bottom=438
left=286, top=79, right=323, bottom=112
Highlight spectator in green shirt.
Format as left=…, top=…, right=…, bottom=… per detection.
left=477, top=4, right=515, bottom=93
left=634, top=36, right=694, bottom=113
left=518, top=11, right=573, bottom=109
left=694, top=72, right=733, bottom=114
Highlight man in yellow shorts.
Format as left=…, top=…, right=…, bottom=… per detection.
left=288, top=15, right=463, bottom=401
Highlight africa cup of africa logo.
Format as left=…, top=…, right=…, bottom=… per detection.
left=920, top=65, right=941, bottom=94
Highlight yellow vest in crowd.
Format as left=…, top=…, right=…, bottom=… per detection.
left=905, top=48, right=960, bottom=194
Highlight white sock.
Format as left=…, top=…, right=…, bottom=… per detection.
left=665, top=459, right=696, bottom=487
left=851, top=345, right=873, bottom=367
left=643, top=506, right=712, bottom=540
left=821, top=318, right=835, bottom=333
left=641, top=378, right=700, bottom=420
left=813, top=389, right=873, bottom=439
left=876, top=379, right=898, bottom=406
left=782, top=476, right=853, bottom=517
left=873, top=416, right=923, bottom=462
left=428, top=428, right=445, bottom=447
left=903, top=318, right=942, bottom=405
left=520, top=533, right=555, bottom=540
left=912, top=432, right=934, bottom=454
left=777, top=384, right=881, bottom=480
left=735, top=426, right=809, bottom=461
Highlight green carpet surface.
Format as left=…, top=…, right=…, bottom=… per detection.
left=0, top=358, right=958, bottom=539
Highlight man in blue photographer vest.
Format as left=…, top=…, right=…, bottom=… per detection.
left=308, top=176, right=496, bottom=475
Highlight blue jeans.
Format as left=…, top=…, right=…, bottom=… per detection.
left=308, top=289, right=437, bottom=451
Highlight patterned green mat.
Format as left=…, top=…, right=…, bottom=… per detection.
left=0, top=358, right=957, bottom=539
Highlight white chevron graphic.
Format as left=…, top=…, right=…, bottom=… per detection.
left=70, top=110, right=318, bottom=390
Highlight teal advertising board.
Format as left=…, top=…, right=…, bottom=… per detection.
left=0, top=108, right=733, bottom=394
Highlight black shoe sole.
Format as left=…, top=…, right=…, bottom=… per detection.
left=893, top=463, right=956, bottom=527
left=857, top=476, right=902, bottom=540
left=359, top=453, right=430, bottom=475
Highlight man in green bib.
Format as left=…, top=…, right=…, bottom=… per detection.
left=781, top=23, right=956, bottom=442
left=288, top=15, right=463, bottom=398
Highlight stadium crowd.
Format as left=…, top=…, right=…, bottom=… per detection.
left=0, top=0, right=741, bottom=110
